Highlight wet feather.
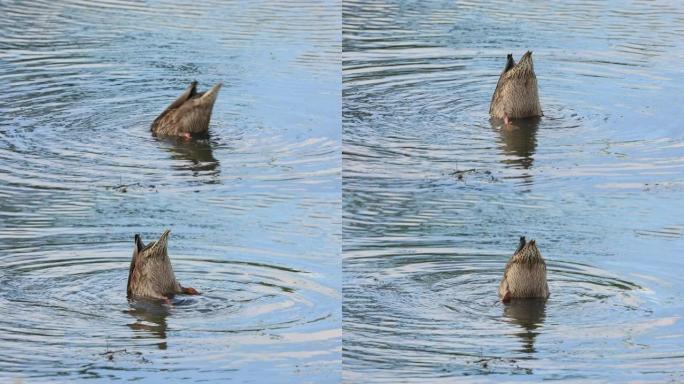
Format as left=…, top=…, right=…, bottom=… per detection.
left=499, top=236, right=549, bottom=301
left=151, top=81, right=222, bottom=137
left=490, top=51, right=542, bottom=120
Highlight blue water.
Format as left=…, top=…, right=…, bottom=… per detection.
left=2, top=1, right=684, bottom=382
left=0, top=1, right=341, bottom=382
left=343, top=0, right=684, bottom=382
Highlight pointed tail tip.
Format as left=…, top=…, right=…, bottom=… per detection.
left=134, top=234, right=145, bottom=252
left=158, top=229, right=171, bottom=244
left=518, top=51, right=534, bottom=67
left=201, top=82, right=223, bottom=101
left=162, top=228, right=171, bottom=236
left=515, top=236, right=526, bottom=254
left=519, top=236, right=526, bottom=247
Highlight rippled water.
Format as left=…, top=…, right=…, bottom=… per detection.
left=0, top=0, right=340, bottom=382
left=343, top=1, right=684, bottom=382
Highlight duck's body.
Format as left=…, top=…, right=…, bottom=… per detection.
left=151, top=81, right=222, bottom=138
left=499, top=237, right=549, bottom=303
left=127, top=229, right=198, bottom=301
left=490, top=51, right=542, bottom=125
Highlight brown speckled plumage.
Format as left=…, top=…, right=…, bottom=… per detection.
left=127, top=229, right=196, bottom=300
left=489, top=51, right=542, bottom=120
left=499, top=237, right=549, bottom=302
left=151, top=81, right=222, bottom=137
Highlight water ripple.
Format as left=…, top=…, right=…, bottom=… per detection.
left=0, top=248, right=338, bottom=378
left=343, top=0, right=684, bottom=381
left=0, top=0, right=340, bottom=381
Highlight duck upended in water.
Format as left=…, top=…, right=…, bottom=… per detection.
left=151, top=81, right=222, bottom=138
left=490, top=51, right=542, bottom=125
left=127, top=229, right=199, bottom=301
left=499, top=236, right=549, bottom=303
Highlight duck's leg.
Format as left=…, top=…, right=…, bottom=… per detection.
left=502, top=290, right=511, bottom=303
left=181, top=286, right=200, bottom=295
left=181, top=132, right=192, bottom=140
left=504, top=113, right=510, bottom=126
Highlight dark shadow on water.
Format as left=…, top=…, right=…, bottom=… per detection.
left=491, top=117, right=541, bottom=171
left=503, top=298, right=546, bottom=354
left=125, top=299, right=171, bottom=350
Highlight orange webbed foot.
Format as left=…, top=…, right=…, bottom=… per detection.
left=182, top=287, right=200, bottom=295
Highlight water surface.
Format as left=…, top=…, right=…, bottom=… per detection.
left=343, top=1, right=684, bottom=382
left=0, top=0, right=341, bottom=382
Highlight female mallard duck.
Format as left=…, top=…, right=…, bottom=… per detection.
left=151, top=81, right=222, bottom=138
left=499, top=236, right=549, bottom=303
left=127, top=229, right=199, bottom=301
left=490, top=51, right=542, bottom=125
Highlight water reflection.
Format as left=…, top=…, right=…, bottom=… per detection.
left=503, top=299, right=546, bottom=354
left=494, top=117, right=540, bottom=170
left=158, top=134, right=221, bottom=179
left=0, top=0, right=341, bottom=380
left=126, top=300, right=170, bottom=349
left=344, top=0, right=684, bottom=380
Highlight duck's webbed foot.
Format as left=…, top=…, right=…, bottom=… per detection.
left=182, top=286, right=200, bottom=295
left=502, top=291, right=511, bottom=303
